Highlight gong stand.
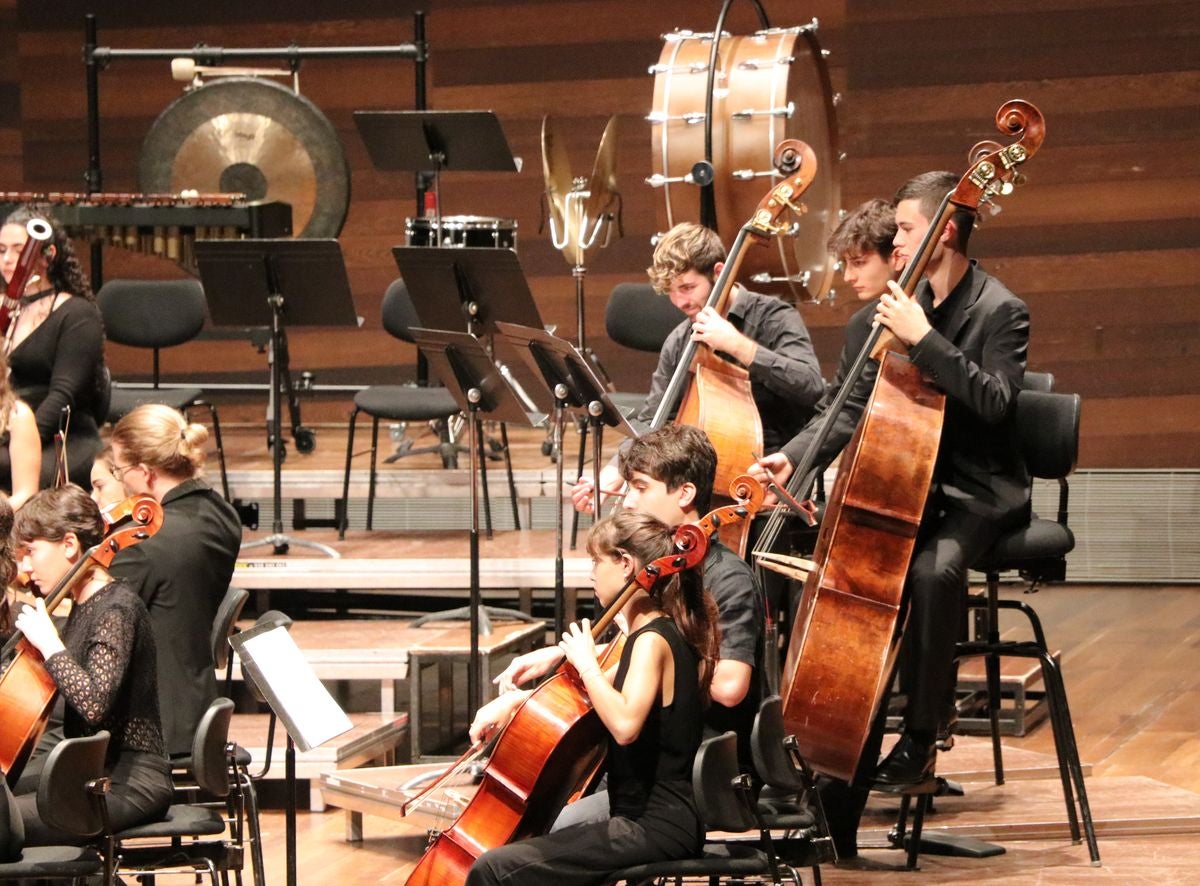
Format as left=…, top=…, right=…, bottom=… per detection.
left=195, top=239, right=358, bottom=558
left=82, top=10, right=429, bottom=290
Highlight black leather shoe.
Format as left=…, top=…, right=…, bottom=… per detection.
left=871, top=733, right=937, bottom=792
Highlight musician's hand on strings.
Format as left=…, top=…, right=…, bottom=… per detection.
left=494, top=645, right=561, bottom=693
left=559, top=618, right=601, bottom=680
left=747, top=452, right=793, bottom=508
left=14, top=597, right=65, bottom=659
left=691, top=306, right=757, bottom=365
left=875, top=281, right=932, bottom=347
left=468, top=689, right=530, bottom=744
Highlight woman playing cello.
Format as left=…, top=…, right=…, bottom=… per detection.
left=464, top=510, right=720, bottom=885
left=9, top=485, right=172, bottom=844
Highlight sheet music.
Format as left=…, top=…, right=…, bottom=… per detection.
left=234, top=625, right=353, bottom=753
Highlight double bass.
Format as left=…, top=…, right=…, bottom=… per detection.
left=764, top=101, right=1045, bottom=781
left=404, top=477, right=764, bottom=885
left=647, top=140, right=818, bottom=552
left=0, top=494, right=164, bottom=785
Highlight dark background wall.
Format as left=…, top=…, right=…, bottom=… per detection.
left=3, top=0, right=1197, bottom=467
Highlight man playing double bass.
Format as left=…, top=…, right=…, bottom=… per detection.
left=751, top=170, right=1031, bottom=856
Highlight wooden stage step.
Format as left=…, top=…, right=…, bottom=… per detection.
left=230, top=711, right=408, bottom=812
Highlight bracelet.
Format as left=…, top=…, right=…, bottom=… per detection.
left=578, top=667, right=601, bottom=681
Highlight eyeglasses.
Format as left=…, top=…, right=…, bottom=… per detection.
left=111, top=463, right=141, bottom=479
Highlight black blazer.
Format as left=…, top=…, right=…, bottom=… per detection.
left=783, top=262, right=1030, bottom=527
left=107, top=478, right=242, bottom=756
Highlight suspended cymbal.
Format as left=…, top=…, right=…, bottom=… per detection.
left=582, top=115, right=620, bottom=231
left=138, top=77, right=350, bottom=238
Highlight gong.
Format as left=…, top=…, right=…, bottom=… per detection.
left=139, top=77, right=350, bottom=238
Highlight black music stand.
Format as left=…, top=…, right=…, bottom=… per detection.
left=395, top=245, right=549, bottom=533
left=196, top=239, right=358, bottom=557
left=231, top=613, right=352, bottom=886
left=409, top=327, right=543, bottom=721
left=355, top=109, right=518, bottom=228
left=495, top=321, right=640, bottom=636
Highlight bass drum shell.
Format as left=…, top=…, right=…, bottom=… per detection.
left=406, top=215, right=518, bottom=250
left=650, top=26, right=841, bottom=302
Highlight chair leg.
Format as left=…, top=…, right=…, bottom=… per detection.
left=906, top=794, right=930, bottom=871
left=500, top=422, right=521, bottom=529
left=1038, top=649, right=1101, bottom=864
left=368, top=416, right=380, bottom=531
left=339, top=408, right=359, bottom=539
left=984, top=573, right=1006, bottom=784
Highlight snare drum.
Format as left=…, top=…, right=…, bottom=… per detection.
left=405, top=215, right=518, bottom=250
left=649, top=25, right=840, bottom=301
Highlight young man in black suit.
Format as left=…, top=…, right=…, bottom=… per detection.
left=751, top=170, right=1031, bottom=854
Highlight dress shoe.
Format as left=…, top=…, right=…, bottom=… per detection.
left=871, top=732, right=937, bottom=792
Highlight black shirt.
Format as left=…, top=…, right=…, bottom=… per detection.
left=107, top=478, right=242, bottom=756
left=45, top=581, right=167, bottom=766
left=638, top=289, right=826, bottom=452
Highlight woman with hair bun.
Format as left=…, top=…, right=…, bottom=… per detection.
left=0, top=206, right=107, bottom=487
left=107, top=403, right=241, bottom=757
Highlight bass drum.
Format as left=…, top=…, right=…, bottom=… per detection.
left=406, top=215, right=518, bottom=250
left=650, top=24, right=841, bottom=302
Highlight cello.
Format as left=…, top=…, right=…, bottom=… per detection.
left=0, top=494, right=164, bottom=785
left=404, top=476, right=764, bottom=886
left=762, top=101, right=1045, bottom=781
left=647, top=140, right=818, bottom=552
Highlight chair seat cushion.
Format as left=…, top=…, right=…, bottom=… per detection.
left=976, top=517, right=1075, bottom=572
left=109, top=386, right=205, bottom=421
left=604, top=842, right=771, bottom=883
left=0, top=844, right=103, bottom=877
left=354, top=385, right=459, bottom=422
left=115, top=803, right=226, bottom=839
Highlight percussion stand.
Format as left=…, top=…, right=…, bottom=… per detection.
left=494, top=321, right=641, bottom=639
left=408, top=328, right=544, bottom=721
left=195, top=239, right=358, bottom=557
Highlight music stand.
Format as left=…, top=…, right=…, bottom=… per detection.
left=196, top=239, right=359, bottom=557
left=355, top=110, right=518, bottom=232
left=495, top=321, right=640, bottom=636
left=231, top=614, right=353, bottom=886
left=395, top=245, right=549, bottom=532
left=409, top=326, right=542, bottom=720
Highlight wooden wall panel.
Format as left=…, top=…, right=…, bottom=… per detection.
left=7, top=0, right=1199, bottom=467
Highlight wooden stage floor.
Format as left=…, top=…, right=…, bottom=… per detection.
left=183, top=428, right=1200, bottom=882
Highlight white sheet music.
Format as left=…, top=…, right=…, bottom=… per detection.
left=235, top=626, right=353, bottom=753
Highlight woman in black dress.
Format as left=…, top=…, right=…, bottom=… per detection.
left=0, top=206, right=107, bottom=488
left=11, top=484, right=172, bottom=843
left=464, top=511, right=720, bottom=886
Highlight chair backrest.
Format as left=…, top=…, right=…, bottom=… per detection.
left=1013, top=389, right=1081, bottom=480
left=692, top=731, right=755, bottom=833
left=97, top=279, right=207, bottom=351
left=1023, top=370, right=1054, bottom=392
left=191, top=698, right=235, bottom=798
left=210, top=586, right=250, bottom=671
left=37, top=731, right=110, bottom=838
left=381, top=279, right=424, bottom=344
left=606, top=283, right=686, bottom=353
left=0, top=776, right=23, bottom=863
left=750, top=695, right=806, bottom=794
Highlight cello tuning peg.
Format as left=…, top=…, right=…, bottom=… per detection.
left=1010, top=171, right=1027, bottom=188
